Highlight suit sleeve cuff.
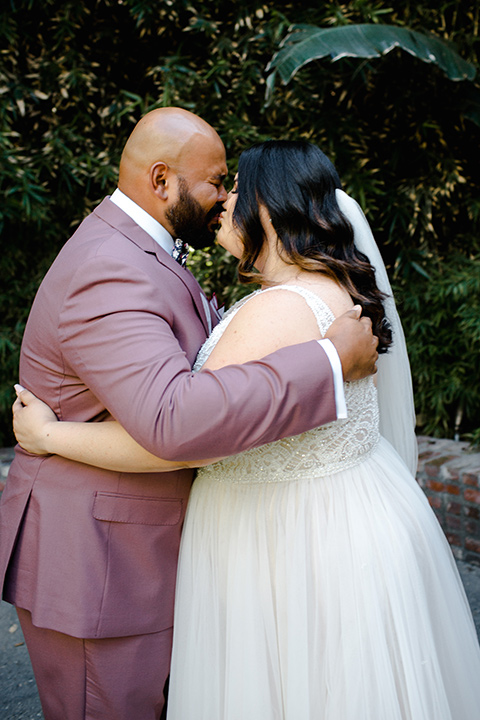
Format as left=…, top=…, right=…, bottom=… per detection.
left=318, top=339, right=347, bottom=419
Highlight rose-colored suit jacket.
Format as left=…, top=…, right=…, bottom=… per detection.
left=0, top=198, right=337, bottom=639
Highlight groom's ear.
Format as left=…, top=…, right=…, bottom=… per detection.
left=151, top=162, right=169, bottom=200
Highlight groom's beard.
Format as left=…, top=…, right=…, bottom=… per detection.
left=166, top=178, right=224, bottom=250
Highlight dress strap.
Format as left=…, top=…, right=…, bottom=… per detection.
left=259, top=285, right=335, bottom=337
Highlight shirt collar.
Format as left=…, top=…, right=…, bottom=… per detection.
left=110, top=188, right=175, bottom=256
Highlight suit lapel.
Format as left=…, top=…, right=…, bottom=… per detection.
left=94, top=198, right=215, bottom=336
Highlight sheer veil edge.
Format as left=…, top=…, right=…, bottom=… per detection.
left=335, top=188, right=418, bottom=476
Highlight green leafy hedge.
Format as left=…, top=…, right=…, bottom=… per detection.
left=1, top=0, right=479, bottom=446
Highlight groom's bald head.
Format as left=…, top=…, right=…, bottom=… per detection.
left=119, top=107, right=223, bottom=181
left=117, top=108, right=228, bottom=242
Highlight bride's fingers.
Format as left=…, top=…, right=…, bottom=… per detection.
left=12, top=397, right=23, bottom=413
left=12, top=399, right=23, bottom=428
left=12, top=387, right=59, bottom=430
left=13, top=385, right=37, bottom=407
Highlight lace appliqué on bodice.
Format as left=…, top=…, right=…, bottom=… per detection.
left=194, top=286, right=380, bottom=484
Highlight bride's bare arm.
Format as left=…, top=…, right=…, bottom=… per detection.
left=12, top=387, right=219, bottom=473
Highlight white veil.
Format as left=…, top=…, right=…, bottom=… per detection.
left=335, top=189, right=418, bottom=476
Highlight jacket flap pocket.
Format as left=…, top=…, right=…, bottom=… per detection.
left=93, top=492, right=183, bottom=526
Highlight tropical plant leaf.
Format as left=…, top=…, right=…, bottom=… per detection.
left=266, top=24, right=477, bottom=104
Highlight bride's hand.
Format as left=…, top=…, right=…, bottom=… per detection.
left=13, top=385, right=58, bottom=455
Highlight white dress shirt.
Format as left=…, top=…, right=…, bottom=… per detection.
left=110, top=188, right=175, bottom=255
left=318, top=339, right=347, bottom=418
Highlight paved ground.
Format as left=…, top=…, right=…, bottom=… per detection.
left=1, top=560, right=480, bottom=720
left=0, top=602, right=42, bottom=720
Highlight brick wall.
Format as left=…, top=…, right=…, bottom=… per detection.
left=417, top=436, right=480, bottom=565
left=2, top=439, right=480, bottom=563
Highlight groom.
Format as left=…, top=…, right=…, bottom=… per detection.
left=0, top=108, right=378, bottom=719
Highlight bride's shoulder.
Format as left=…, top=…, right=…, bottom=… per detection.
left=232, top=284, right=329, bottom=327
left=257, top=280, right=352, bottom=318
left=199, top=286, right=322, bottom=370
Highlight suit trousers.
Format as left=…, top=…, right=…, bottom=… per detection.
left=17, top=608, right=172, bottom=720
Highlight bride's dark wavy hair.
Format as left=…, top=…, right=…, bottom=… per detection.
left=233, top=140, right=392, bottom=353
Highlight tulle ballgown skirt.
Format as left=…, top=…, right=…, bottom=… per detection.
left=166, top=438, right=480, bottom=719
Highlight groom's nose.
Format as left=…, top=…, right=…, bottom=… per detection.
left=217, top=184, right=228, bottom=203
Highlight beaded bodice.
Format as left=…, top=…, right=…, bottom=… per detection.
left=194, top=286, right=380, bottom=483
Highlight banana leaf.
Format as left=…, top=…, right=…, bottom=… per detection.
left=266, top=24, right=477, bottom=104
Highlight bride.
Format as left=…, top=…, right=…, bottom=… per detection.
left=13, top=140, right=480, bottom=719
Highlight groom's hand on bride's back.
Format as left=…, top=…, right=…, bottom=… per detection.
left=325, top=306, right=379, bottom=381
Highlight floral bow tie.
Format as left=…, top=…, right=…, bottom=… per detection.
left=172, top=239, right=189, bottom=267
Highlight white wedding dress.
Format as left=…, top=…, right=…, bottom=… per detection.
left=167, top=285, right=480, bottom=720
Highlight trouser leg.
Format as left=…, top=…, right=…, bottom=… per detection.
left=17, top=607, right=173, bottom=720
